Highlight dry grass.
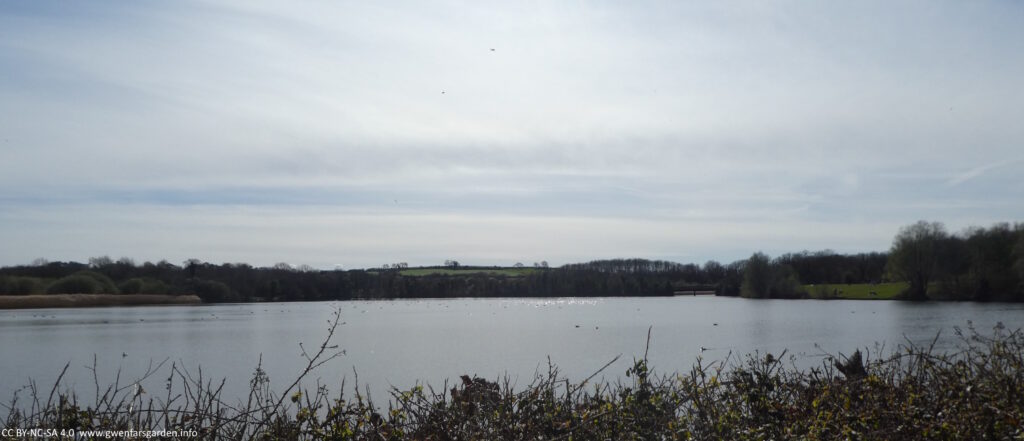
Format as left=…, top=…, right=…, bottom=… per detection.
left=0, top=294, right=201, bottom=310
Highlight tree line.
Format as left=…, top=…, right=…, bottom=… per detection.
left=0, top=259, right=681, bottom=301
left=886, top=221, right=1024, bottom=301
left=0, top=221, right=1021, bottom=302
left=729, top=221, right=1024, bottom=301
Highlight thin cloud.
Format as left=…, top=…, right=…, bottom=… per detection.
left=1, top=1, right=1023, bottom=266
left=946, top=157, right=1024, bottom=187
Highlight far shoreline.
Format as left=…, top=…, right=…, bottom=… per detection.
left=0, top=294, right=202, bottom=310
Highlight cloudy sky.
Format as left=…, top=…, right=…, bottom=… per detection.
left=1, top=1, right=1022, bottom=269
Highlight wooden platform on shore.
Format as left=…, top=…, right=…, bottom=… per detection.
left=673, top=290, right=716, bottom=296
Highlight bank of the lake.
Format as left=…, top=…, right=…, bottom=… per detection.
left=0, top=293, right=201, bottom=309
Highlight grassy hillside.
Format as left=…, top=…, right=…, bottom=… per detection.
left=804, top=282, right=907, bottom=300
left=399, top=267, right=538, bottom=277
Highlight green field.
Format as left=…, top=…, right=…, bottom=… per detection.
left=398, top=267, right=538, bottom=277
left=803, top=282, right=907, bottom=300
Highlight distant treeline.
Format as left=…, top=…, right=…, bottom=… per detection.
left=0, top=260, right=681, bottom=302
left=886, top=221, right=1024, bottom=301
left=729, top=221, right=1024, bottom=301
left=1, top=221, right=1022, bottom=302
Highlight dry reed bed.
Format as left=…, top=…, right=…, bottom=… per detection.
left=0, top=294, right=201, bottom=310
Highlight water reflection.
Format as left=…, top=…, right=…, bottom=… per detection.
left=0, top=297, right=1021, bottom=405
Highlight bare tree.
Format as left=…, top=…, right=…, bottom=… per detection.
left=888, top=221, right=948, bottom=300
left=89, top=255, right=113, bottom=268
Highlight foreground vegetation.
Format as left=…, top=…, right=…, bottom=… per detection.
left=4, top=312, right=1022, bottom=440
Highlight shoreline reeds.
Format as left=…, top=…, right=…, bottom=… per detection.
left=0, top=294, right=201, bottom=310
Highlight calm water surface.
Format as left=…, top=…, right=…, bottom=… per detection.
left=1, top=297, right=1023, bottom=403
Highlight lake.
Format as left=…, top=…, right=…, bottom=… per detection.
left=1, top=297, right=1022, bottom=406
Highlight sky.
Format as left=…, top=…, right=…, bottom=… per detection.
left=1, top=1, right=1023, bottom=270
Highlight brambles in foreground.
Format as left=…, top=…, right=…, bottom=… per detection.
left=4, top=321, right=1024, bottom=440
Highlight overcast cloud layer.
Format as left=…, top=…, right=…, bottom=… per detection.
left=2, top=1, right=1022, bottom=269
